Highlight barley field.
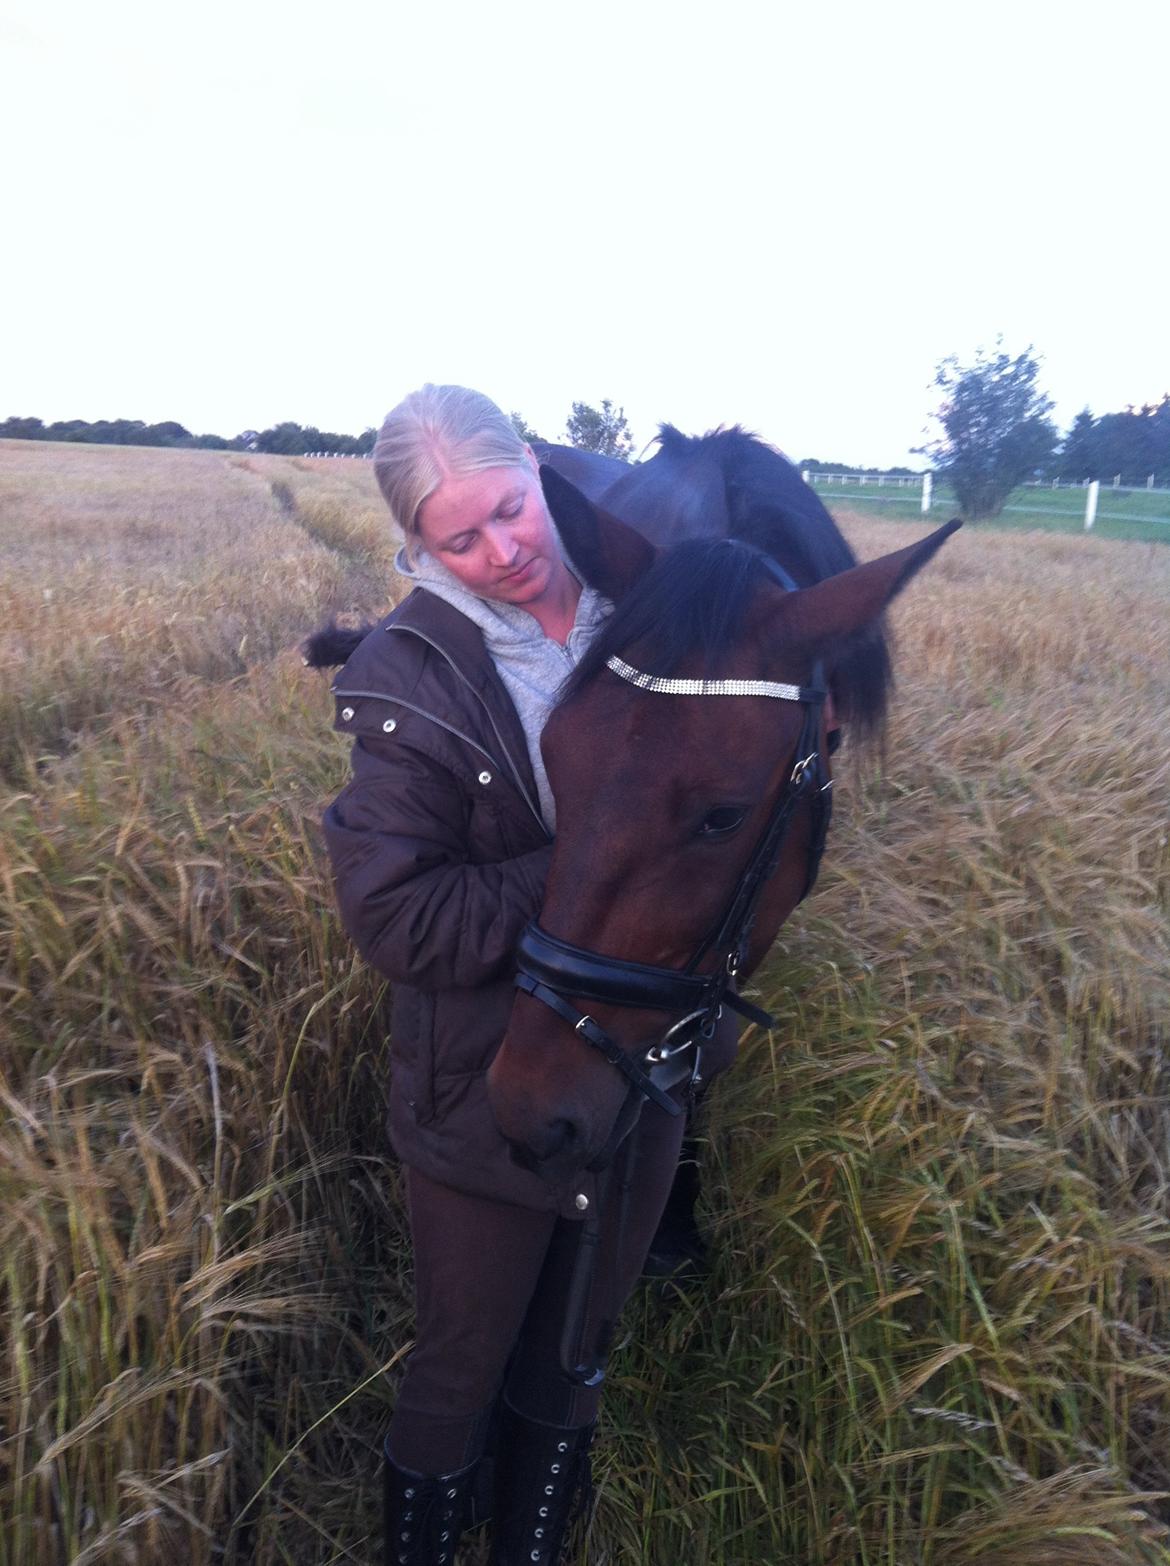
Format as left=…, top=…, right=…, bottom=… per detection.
left=2, top=439, right=1168, bottom=1565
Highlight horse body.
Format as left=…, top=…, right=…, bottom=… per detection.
left=487, top=442, right=959, bottom=1176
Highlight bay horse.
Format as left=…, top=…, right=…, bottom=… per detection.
left=485, top=431, right=959, bottom=1181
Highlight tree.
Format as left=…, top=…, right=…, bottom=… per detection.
left=0, top=416, right=46, bottom=440
left=919, top=342, right=1058, bottom=519
left=510, top=411, right=545, bottom=445
left=564, top=399, right=634, bottom=462
left=256, top=421, right=313, bottom=454
left=1057, top=408, right=1098, bottom=482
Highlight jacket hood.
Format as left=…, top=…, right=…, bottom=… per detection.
left=392, top=544, right=611, bottom=832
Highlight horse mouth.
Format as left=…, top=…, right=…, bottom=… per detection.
left=507, top=1141, right=541, bottom=1173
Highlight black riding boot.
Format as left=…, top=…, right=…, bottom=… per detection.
left=382, top=1434, right=478, bottom=1566
left=642, top=1135, right=708, bottom=1280
left=488, top=1403, right=594, bottom=1565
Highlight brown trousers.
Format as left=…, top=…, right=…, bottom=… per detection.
left=387, top=1096, right=687, bottom=1472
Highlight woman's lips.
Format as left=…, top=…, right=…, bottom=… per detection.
left=500, top=558, right=536, bottom=584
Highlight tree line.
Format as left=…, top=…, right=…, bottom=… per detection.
left=0, top=401, right=640, bottom=461
left=920, top=342, right=1170, bottom=518
left=6, top=378, right=1167, bottom=527
left=0, top=416, right=377, bottom=455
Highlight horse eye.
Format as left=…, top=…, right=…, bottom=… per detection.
left=697, top=807, right=747, bottom=839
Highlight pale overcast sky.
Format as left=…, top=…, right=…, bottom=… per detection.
left=3, top=0, right=1167, bottom=467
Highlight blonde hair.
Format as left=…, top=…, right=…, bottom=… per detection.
left=373, top=384, right=531, bottom=562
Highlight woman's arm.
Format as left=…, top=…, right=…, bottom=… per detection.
left=323, top=735, right=552, bottom=992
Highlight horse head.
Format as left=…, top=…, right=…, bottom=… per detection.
left=486, top=468, right=959, bottom=1178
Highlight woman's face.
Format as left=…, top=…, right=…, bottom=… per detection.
left=415, top=451, right=567, bottom=607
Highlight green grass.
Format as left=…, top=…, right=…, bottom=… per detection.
left=809, top=478, right=1170, bottom=544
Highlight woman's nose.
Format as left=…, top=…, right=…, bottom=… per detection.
left=484, top=523, right=519, bottom=567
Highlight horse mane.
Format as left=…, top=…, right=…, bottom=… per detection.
left=557, top=532, right=895, bottom=745
left=651, top=424, right=859, bottom=582
left=592, top=427, right=892, bottom=738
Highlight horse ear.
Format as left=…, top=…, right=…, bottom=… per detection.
left=773, top=518, right=961, bottom=659
left=540, top=464, right=656, bottom=602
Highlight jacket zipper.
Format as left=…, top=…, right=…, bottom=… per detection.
left=387, top=625, right=550, bottom=836
left=333, top=629, right=550, bottom=839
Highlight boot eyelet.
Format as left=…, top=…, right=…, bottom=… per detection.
left=403, top=1486, right=415, bottom=1499
left=550, top=1463, right=560, bottom=1473
left=535, top=1526, right=544, bottom=1537
left=538, top=1505, right=549, bottom=1517
left=557, top=1441, right=568, bottom=1453
left=446, top=1486, right=457, bottom=1498
left=544, top=1483, right=555, bottom=1495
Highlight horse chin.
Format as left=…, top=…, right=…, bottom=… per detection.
left=500, top=1116, right=606, bottom=1184
left=488, top=1050, right=624, bottom=1181
left=496, top=1103, right=627, bottom=1186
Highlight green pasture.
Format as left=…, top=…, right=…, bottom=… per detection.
left=810, top=478, right=1170, bottom=544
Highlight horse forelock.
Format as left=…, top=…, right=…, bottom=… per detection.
left=630, top=425, right=893, bottom=740
left=559, top=539, right=782, bottom=703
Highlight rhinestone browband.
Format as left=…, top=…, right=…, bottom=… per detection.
left=605, top=654, right=803, bottom=703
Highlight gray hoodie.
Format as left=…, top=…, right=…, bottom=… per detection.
left=394, top=544, right=612, bottom=832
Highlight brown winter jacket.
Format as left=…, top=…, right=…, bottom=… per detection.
left=323, top=531, right=741, bottom=1219
left=322, top=584, right=609, bottom=1217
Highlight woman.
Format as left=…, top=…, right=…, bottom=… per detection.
left=320, top=385, right=728, bottom=1566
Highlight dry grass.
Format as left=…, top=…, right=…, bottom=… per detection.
left=1, top=446, right=1168, bottom=1563
left=0, top=442, right=393, bottom=779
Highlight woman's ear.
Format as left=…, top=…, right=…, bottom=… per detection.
left=539, top=464, right=656, bottom=603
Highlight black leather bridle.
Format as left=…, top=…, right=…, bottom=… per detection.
left=514, top=566, right=833, bottom=1124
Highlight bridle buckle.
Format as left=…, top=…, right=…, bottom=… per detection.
left=790, top=751, right=818, bottom=787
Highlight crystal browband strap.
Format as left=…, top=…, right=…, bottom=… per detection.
left=605, top=654, right=812, bottom=704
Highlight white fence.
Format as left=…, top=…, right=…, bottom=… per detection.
left=804, top=470, right=1170, bottom=530
left=803, top=470, right=935, bottom=513
left=1024, top=475, right=1169, bottom=491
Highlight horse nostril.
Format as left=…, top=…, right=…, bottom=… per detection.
left=508, top=1117, right=577, bottom=1169
left=541, top=1118, right=576, bottom=1160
